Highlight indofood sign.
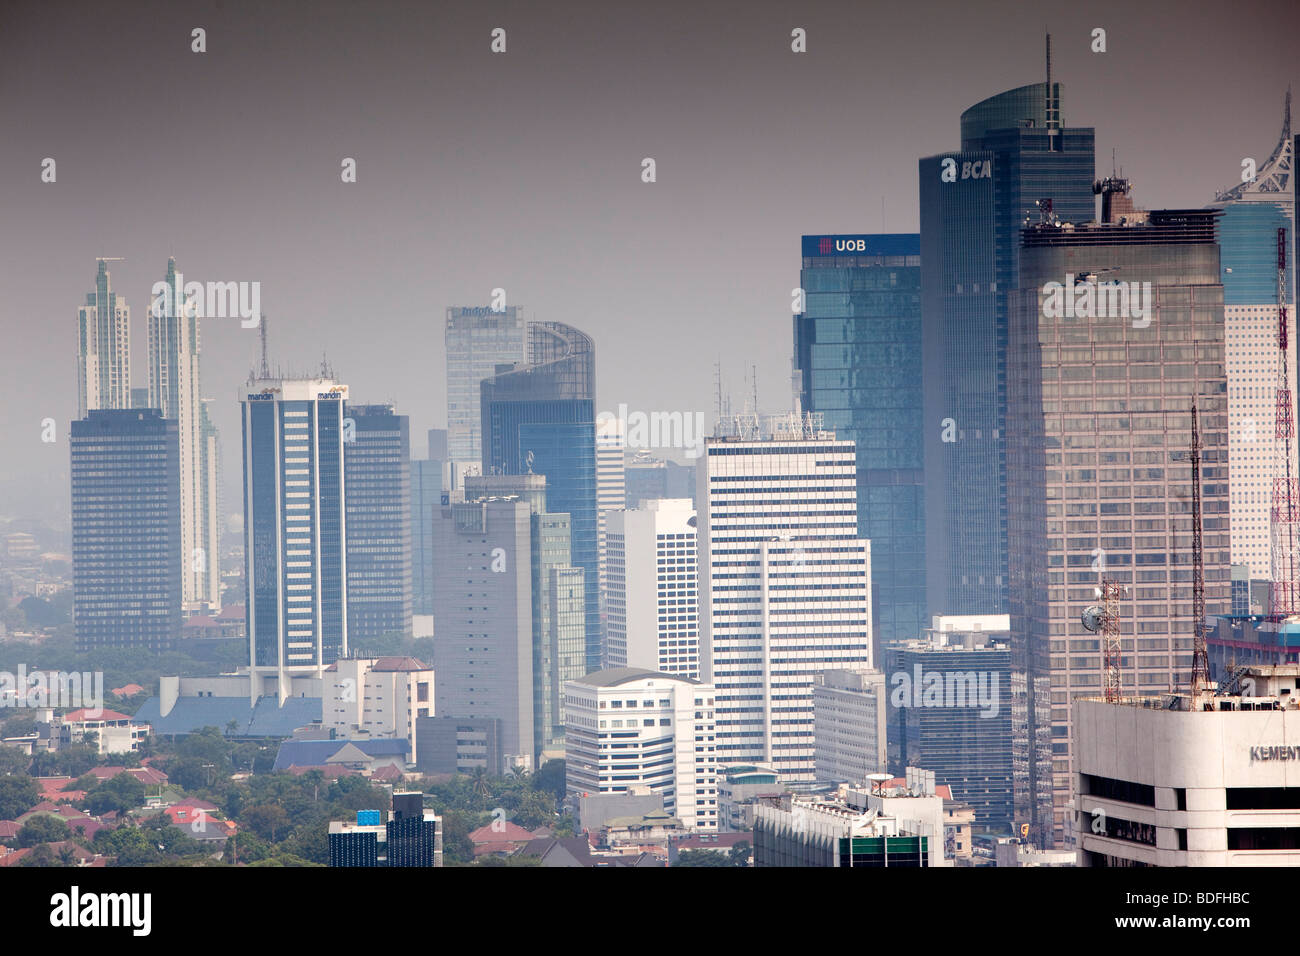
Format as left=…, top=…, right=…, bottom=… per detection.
left=1249, top=745, right=1300, bottom=762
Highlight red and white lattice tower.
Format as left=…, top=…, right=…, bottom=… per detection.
left=1271, top=227, right=1299, bottom=617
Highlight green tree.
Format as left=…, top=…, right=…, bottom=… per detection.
left=439, top=809, right=477, bottom=866
left=17, top=814, right=70, bottom=847
left=675, top=849, right=731, bottom=867
left=241, top=802, right=290, bottom=842
left=0, top=775, right=40, bottom=820
left=729, top=840, right=752, bottom=866
left=83, top=772, right=146, bottom=815
left=0, top=746, right=30, bottom=776
left=223, top=830, right=271, bottom=864
left=18, top=843, right=56, bottom=866
left=29, top=744, right=98, bottom=778
left=0, top=712, right=37, bottom=738
left=532, top=759, right=566, bottom=802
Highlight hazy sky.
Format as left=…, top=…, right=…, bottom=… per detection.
left=2, top=0, right=1297, bottom=524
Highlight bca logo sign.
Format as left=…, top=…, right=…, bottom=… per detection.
left=941, top=158, right=992, bottom=182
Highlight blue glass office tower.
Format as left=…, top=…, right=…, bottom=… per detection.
left=71, top=409, right=182, bottom=652
left=919, top=79, right=1095, bottom=617
left=242, top=377, right=349, bottom=702
left=794, top=234, right=925, bottom=649
left=344, top=403, right=412, bottom=644
left=481, top=322, right=600, bottom=672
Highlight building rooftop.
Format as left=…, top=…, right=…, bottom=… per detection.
left=574, top=667, right=699, bottom=688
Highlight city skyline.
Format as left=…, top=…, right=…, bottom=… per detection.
left=3, top=0, right=1299, bottom=523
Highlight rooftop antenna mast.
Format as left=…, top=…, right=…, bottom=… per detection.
left=1045, top=33, right=1058, bottom=151
left=258, top=315, right=271, bottom=379
left=1270, top=226, right=1299, bottom=618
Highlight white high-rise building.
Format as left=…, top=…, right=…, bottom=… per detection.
left=564, top=668, right=718, bottom=830
left=596, top=415, right=626, bottom=615
left=76, top=259, right=131, bottom=418
left=698, top=416, right=872, bottom=786
left=1213, top=95, right=1295, bottom=580
left=1226, top=304, right=1297, bottom=578
left=148, top=258, right=222, bottom=609
left=605, top=498, right=698, bottom=678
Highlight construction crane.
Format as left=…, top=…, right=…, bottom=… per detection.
left=1271, top=227, right=1299, bottom=618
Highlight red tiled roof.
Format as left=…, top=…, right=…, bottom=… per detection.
left=0, top=822, right=20, bottom=839
left=183, top=615, right=220, bottom=629
left=214, top=604, right=244, bottom=621
left=369, top=765, right=402, bottom=781
left=0, top=848, right=31, bottom=867
left=111, top=684, right=145, bottom=697
left=62, top=708, right=132, bottom=723
left=171, top=797, right=219, bottom=811
left=472, top=841, right=521, bottom=856
left=468, top=821, right=536, bottom=844
left=128, top=767, right=169, bottom=786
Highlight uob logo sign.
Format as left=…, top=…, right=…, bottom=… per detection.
left=818, top=237, right=869, bottom=254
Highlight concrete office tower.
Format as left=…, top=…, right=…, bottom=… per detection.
left=241, top=377, right=350, bottom=703
left=812, top=670, right=888, bottom=787
left=1006, top=206, right=1230, bottom=847
left=564, top=668, right=718, bottom=831
left=605, top=498, right=699, bottom=679
left=445, top=306, right=525, bottom=477
left=343, top=404, right=412, bottom=644
left=462, top=473, right=586, bottom=761
left=147, top=258, right=222, bottom=610
left=624, top=451, right=696, bottom=508
left=919, top=72, right=1096, bottom=617
left=1074, top=666, right=1300, bottom=866
left=698, top=415, right=873, bottom=785
left=1210, top=96, right=1295, bottom=579
left=411, top=429, right=448, bottom=622
left=431, top=495, right=535, bottom=770
left=795, top=233, right=926, bottom=647
left=482, top=321, right=601, bottom=672
left=595, top=415, right=626, bottom=621
left=71, top=409, right=182, bottom=652
left=76, top=259, right=131, bottom=418
left=882, top=616, right=1014, bottom=833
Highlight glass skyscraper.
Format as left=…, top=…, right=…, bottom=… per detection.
left=344, top=403, right=412, bottom=644
left=1007, top=209, right=1230, bottom=847
left=795, top=233, right=925, bottom=648
left=242, top=377, right=349, bottom=701
left=445, top=306, right=525, bottom=473
left=481, top=321, right=601, bottom=672
left=71, top=409, right=182, bottom=652
left=919, top=80, right=1095, bottom=616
